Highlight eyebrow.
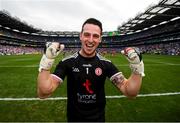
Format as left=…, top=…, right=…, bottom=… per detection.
left=83, top=31, right=101, bottom=35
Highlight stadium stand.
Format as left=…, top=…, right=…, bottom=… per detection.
left=0, top=10, right=40, bottom=33
left=0, top=0, right=180, bottom=55
left=118, top=0, right=180, bottom=34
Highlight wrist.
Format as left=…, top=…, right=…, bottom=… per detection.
left=39, top=54, right=55, bottom=72
left=130, top=61, right=145, bottom=77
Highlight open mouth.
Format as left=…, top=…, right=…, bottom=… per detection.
left=86, top=43, right=94, bottom=49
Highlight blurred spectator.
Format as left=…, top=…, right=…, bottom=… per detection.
left=139, top=42, right=180, bottom=55
left=0, top=44, right=42, bottom=55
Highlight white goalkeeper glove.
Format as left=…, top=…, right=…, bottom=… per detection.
left=39, top=42, right=65, bottom=72
left=121, top=47, right=145, bottom=77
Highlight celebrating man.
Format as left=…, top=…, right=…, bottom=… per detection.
left=37, top=18, right=145, bottom=122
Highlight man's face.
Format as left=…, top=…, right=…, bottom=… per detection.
left=80, top=23, right=102, bottom=57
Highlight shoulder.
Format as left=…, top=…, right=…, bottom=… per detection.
left=96, top=53, right=111, bottom=63
left=62, top=52, right=78, bottom=62
left=96, top=53, right=119, bottom=74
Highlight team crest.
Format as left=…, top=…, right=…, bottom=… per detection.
left=95, top=67, right=102, bottom=76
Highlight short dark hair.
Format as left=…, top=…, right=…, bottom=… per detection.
left=81, top=18, right=103, bottom=34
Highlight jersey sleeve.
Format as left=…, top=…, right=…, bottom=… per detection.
left=106, top=61, right=120, bottom=79
left=53, top=60, right=67, bottom=81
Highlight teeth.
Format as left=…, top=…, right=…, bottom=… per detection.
left=87, top=44, right=94, bottom=47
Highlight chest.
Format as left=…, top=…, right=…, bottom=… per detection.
left=67, top=60, right=107, bottom=94
left=69, top=61, right=105, bottom=79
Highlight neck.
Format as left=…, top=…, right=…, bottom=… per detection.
left=79, top=49, right=96, bottom=58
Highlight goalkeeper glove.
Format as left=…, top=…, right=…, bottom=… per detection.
left=39, top=42, right=65, bottom=72
left=121, top=47, right=145, bottom=77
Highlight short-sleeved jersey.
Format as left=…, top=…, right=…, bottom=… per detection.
left=53, top=52, right=120, bottom=121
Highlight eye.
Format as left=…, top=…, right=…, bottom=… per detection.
left=83, top=32, right=91, bottom=38
left=83, top=32, right=100, bottom=39
left=93, top=34, right=100, bottom=39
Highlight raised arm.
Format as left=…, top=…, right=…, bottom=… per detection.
left=112, top=47, right=145, bottom=98
left=37, top=42, right=64, bottom=98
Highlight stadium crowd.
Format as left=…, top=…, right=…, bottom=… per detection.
left=0, top=44, right=42, bottom=55
left=0, top=42, right=179, bottom=56
left=139, top=42, right=180, bottom=55
left=97, top=42, right=180, bottom=56
left=1, top=9, right=180, bottom=56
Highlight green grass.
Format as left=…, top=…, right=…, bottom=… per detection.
left=0, top=53, right=180, bottom=122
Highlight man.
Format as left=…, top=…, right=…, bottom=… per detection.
left=37, top=18, right=145, bottom=122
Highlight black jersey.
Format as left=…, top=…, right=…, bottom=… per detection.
left=53, top=52, right=120, bottom=121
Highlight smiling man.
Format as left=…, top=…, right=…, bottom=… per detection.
left=37, top=18, right=145, bottom=122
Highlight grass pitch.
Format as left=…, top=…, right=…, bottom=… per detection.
left=0, top=53, right=180, bottom=122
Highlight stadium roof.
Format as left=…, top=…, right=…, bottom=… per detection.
left=1, top=0, right=179, bottom=37
left=0, top=10, right=41, bottom=33
left=118, top=0, right=180, bottom=34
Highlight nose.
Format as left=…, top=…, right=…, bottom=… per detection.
left=89, top=35, right=93, bottom=42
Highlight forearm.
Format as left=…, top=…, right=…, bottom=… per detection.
left=37, top=42, right=64, bottom=98
left=37, top=70, right=54, bottom=98
left=124, top=73, right=142, bottom=97
left=119, top=47, right=144, bottom=97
